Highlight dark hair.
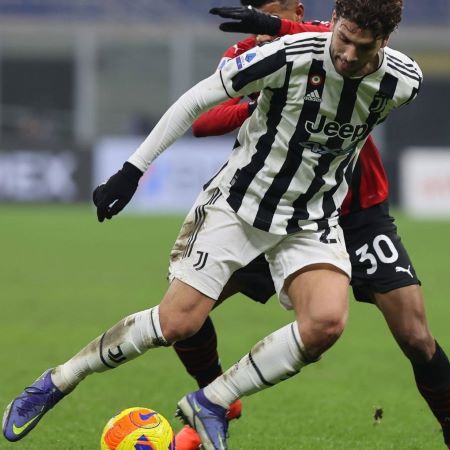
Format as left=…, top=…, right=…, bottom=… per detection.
left=241, top=0, right=270, bottom=6
left=335, top=0, right=403, bottom=38
left=240, top=0, right=292, bottom=8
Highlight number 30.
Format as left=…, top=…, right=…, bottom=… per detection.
left=355, top=234, right=399, bottom=275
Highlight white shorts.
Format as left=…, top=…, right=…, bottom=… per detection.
left=168, top=186, right=351, bottom=309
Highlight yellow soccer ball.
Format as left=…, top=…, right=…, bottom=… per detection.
left=100, top=407, right=175, bottom=450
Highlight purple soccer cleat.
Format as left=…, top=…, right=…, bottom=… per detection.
left=2, top=369, right=65, bottom=442
left=176, top=389, right=228, bottom=450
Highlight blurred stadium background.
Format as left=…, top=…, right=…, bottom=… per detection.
left=0, top=0, right=449, bottom=213
left=1, top=2, right=450, bottom=449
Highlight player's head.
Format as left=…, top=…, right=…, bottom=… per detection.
left=240, top=0, right=304, bottom=22
left=330, top=0, right=403, bottom=77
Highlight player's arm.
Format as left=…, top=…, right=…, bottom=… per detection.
left=210, top=6, right=329, bottom=36
left=93, top=72, right=231, bottom=222
left=93, top=41, right=287, bottom=222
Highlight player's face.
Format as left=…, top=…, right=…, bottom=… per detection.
left=259, top=1, right=304, bottom=21
left=330, top=13, right=388, bottom=78
left=256, top=1, right=304, bottom=44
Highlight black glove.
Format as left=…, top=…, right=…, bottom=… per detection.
left=93, top=162, right=143, bottom=222
left=210, top=6, right=281, bottom=36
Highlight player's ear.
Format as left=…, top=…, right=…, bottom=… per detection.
left=296, top=3, right=305, bottom=21
left=330, top=10, right=337, bottom=30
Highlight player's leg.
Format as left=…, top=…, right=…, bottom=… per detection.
left=343, top=202, right=450, bottom=447
left=173, top=254, right=274, bottom=390
left=2, top=279, right=214, bottom=442
left=177, top=226, right=351, bottom=450
left=169, top=194, right=276, bottom=449
left=173, top=255, right=274, bottom=449
left=374, top=286, right=450, bottom=448
left=168, top=191, right=225, bottom=395
left=3, top=187, right=265, bottom=442
left=203, top=263, right=351, bottom=403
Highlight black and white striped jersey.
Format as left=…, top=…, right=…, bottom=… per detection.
left=213, top=32, right=422, bottom=235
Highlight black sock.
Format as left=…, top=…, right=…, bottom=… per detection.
left=412, top=341, right=450, bottom=445
left=173, top=316, right=222, bottom=388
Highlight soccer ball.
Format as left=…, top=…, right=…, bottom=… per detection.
left=100, top=407, right=175, bottom=450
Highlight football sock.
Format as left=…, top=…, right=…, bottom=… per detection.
left=412, top=341, right=450, bottom=445
left=173, top=316, right=222, bottom=388
left=203, top=321, right=310, bottom=408
left=52, top=306, right=168, bottom=393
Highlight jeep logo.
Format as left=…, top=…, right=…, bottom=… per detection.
left=305, top=116, right=369, bottom=141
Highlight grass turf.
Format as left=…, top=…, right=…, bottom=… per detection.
left=0, top=205, right=449, bottom=449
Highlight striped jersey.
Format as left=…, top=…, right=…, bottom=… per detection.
left=214, top=32, right=422, bottom=235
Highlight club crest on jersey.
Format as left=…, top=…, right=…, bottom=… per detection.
left=305, top=115, right=369, bottom=142
left=369, top=93, right=389, bottom=113
left=236, top=52, right=256, bottom=70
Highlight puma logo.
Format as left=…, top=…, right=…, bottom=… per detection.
left=395, top=265, right=413, bottom=278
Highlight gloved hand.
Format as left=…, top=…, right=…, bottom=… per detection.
left=210, top=6, right=281, bottom=36
left=93, top=162, right=143, bottom=222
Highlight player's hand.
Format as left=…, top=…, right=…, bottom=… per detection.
left=93, top=162, right=143, bottom=222
left=210, top=6, right=281, bottom=36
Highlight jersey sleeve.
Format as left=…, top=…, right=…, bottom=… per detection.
left=402, top=59, right=423, bottom=106
left=219, top=38, right=287, bottom=98
left=386, top=49, right=423, bottom=109
left=127, top=72, right=230, bottom=172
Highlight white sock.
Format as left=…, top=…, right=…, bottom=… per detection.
left=204, top=322, right=309, bottom=408
left=52, top=306, right=167, bottom=392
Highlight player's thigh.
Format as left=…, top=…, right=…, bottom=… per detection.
left=344, top=204, right=420, bottom=303
left=169, top=186, right=277, bottom=301
left=159, top=278, right=215, bottom=341
left=285, top=265, right=350, bottom=356
left=266, top=225, right=351, bottom=310
left=286, top=265, right=350, bottom=325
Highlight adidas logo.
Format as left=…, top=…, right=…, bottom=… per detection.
left=304, top=89, right=322, bottom=102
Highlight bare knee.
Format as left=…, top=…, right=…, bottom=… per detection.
left=161, top=316, right=203, bottom=343
left=300, top=315, right=347, bottom=359
left=158, top=279, right=215, bottom=343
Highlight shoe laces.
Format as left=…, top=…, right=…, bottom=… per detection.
left=16, top=386, right=52, bottom=417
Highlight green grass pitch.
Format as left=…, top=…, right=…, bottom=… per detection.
left=0, top=205, right=449, bottom=449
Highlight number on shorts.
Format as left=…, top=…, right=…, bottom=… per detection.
left=355, top=234, right=399, bottom=275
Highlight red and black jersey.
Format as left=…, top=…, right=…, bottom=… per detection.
left=192, top=20, right=389, bottom=214
left=341, top=135, right=389, bottom=215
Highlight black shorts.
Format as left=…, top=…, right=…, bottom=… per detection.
left=223, top=201, right=420, bottom=305
left=222, top=254, right=275, bottom=304
left=340, top=201, right=420, bottom=303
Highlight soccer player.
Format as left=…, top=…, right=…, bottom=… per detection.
left=2, top=1, right=428, bottom=449
left=172, top=2, right=450, bottom=449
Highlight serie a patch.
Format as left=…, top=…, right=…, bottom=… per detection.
left=235, top=52, right=257, bottom=70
